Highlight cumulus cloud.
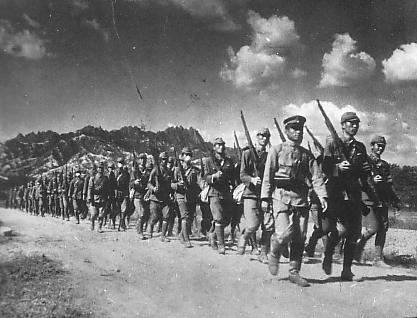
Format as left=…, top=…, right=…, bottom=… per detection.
left=220, top=10, right=303, bottom=90
left=382, top=43, right=417, bottom=83
left=84, top=19, right=110, bottom=43
left=281, top=100, right=417, bottom=165
left=319, top=33, right=376, bottom=87
left=0, top=20, right=48, bottom=60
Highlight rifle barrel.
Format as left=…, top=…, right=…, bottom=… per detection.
left=273, top=117, right=286, bottom=142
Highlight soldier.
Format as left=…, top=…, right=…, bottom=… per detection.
left=167, top=156, right=180, bottom=237
left=171, top=147, right=201, bottom=248
left=237, top=128, right=270, bottom=256
left=130, top=153, right=151, bottom=239
left=11, top=187, right=17, bottom=209
left=106, top=162, right=117, bottom=229
left=114, top=158, right=130, bottom=231
left=147, top=151, right=174, bottom=242
left=17, top=184, right=25, bottom=210
left=59, top=168, right=70, bottom=221
left=48, top=172, right=60, bottom=217
left=261, top=116, right=327, bottom=287
left=203, top=137, right=236, bottom=255
left=82, top=168, right=94, bottom=220
left=87, top=162, right=110, bottom=232
left=24, top=181, right=31, bottom=213
left=35, top=177, right=47, bottom=217
left=321, top=112, right=381, bottom=281
left=354, top=135, right=401, bottom=267
left=69, top=168, right=85, bottom=224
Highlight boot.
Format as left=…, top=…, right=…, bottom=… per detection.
left=182, top=221, right=192, bottom=248
left=354, top=235, right=367, bottom=262
left=373, top=246, right=391, bottom=268
left=341, top=242, right=363, bottom=282
left=259, top=231, right=271, bottom=264
left=250, top=233, right=260, bottom=255
left=215, top=224, right=225, bottom=255
left=322, top=231, right=338, bottom=275
left=208, top=231, right=218, bottom=250
left=160, top=221, right=170, bottom=242
left=137, top=218, right=146, bottom=240
left=149, top=223, right=155, bottom=239
left=236, top=233, right=247, bottom=255
left=167, top=219, right=175, bottom=237
left=268, top=234, right=283, bottom=276
left=98, top=217, right=104, bottom=233
left=289, top=261, right=310, bottom=287
left=304, top=226, right=321, bottom=257
left=75, top=212, right=80, bottom=224
left=229, top=225, right=236, bottom=244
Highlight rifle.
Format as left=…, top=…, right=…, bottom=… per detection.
left=273, top=117, right=286, bottom=142
left=233, top=130, right=242, bottom=162
left=305, top=125, right=324, bottom=154
left=316, top=99, right=348, bottom=161
left=240, top=110, right=259, bottom=177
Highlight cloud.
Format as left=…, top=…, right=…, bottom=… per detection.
left=22, top=13, right=40, bottom=29
left=220, top=11, right=302, bottom=90
left=72, top=0, right=89, bottom=11
left=0, top=19, right=48, bottom=60
left=281, top=100, right=417, bottom=165
left=319, top=33, right=376, bottom=87
left=133, top=0, right=241, bottom=32
left=84, top=19, right=110, bottom=43
left=382, top=43, right=417, bottom=83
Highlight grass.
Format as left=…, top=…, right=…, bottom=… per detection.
left=0, top=254, right=94, bottom=318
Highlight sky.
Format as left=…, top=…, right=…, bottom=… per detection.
left=1, top=0, right=417, bottom=165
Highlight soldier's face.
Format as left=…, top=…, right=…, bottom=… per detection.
left=371, top=143, right=385, bottom=155
left=342, top=120, right=359, bottom=136
left=214, top=143, right=225, bottom=155
left=285, top=125, right=303, bottom=144
left=257, top=134, right=269, bottom=147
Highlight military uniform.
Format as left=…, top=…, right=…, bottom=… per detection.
left=35, top=178, right=47, bottom=216
left=203, top=138, right=236, bottom=254
left=59, top=172, right=70, bottom=221
left=238, top=128, right=271, bottom=257
left=48, top=174, right=60, bottom=217
left=321, top=112, right=380, bottom=280
left=261, top=116, right=327, bottom=286
left=171, top=147, right=201, bottom=247
left=130, top=154, right=151, bottom=239
left=147, top=152, right=174, bottom=241
left=114, top=159, right=131, bottom=231
left=87, top=164, right=110, bottom=232
left=355, top=136, right=401, bottom=267
left=69, top=170, right=84, bottom=224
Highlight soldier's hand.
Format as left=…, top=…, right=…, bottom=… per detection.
left=373, top=174, right=383, bottom=183
left=320, top=198, right=328, bottom=213
left=261, top=200, right=270, bottom=213
left=251, top=177, right=261, bottom=186
left=338, top=160, right=351, bottom=171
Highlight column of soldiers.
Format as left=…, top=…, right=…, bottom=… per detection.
left=4, top=111, right=401, bottom=287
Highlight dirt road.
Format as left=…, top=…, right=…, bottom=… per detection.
left=1, top=208, right=417, bottom=318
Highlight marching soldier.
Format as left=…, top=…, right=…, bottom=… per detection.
left=130, top=153, right=151, bottom=239
left=147, top=151, right=174, bottom=242
left=321, top=112, right=381, bottom=281
left=203, top=138, right=236, bottom=255
left=69, top=168, right=85, bottom=224
left=354, top=135, right=401, bottom=267
left=261, top=116, right=327, bottom=287
left=115, top=158, right=130, bottom=231
left=59, top=168, right=70, bottom=221
left=171, top=147, right=201, bottom=248
left=237, top=128, right=271, bottom=256
left=87, top=162, right=110, bottom=232
left=107, top=162, right=117, bottom=228
left=48, top=172, right=60, bottom=217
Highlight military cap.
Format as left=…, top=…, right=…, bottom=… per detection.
left=370, top=135, right=386, bottom=145
left=108, top=162, right=115, bottom=169
left=283, top=115, right=306, bottom=127
left=181, top=147, right=192, bottom=155
left=340, top=112, right=360, bottom=124
left=138, top=153, right=147, bottom=159
left=256, top=128, right=271, bottom=137
left=159, top=151, right=169, bottom=159
left=117, top=157, right=125, bottom=164
left=213, top=137, right=225, bottom=145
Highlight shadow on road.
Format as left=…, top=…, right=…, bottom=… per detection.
left=307, top=274, right=417, bottom=284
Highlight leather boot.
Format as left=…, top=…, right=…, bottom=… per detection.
left=354, top=235, right=367, bottom=262
left=268, top=233, right=283, bottom=276
left=304, top=226, right=321, bottom=257
left=341, top=242, right=363, bottom=281
left=236, top=231, right=247, bottom=255
left=182, top=220, right=192, bottom=248
left=289, top=261, right=310, bottom=287
left=208, top=231, right=218, bottom=250
left=322, top=231, right=338, bottom=275
left=373, top=246, right=391, bottom=268
left=215, top=224, right=226, bottom=255
left=160, top=221, right=170, bottom=242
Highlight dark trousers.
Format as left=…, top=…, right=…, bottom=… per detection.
left=363, top=205, right=389, bottom=248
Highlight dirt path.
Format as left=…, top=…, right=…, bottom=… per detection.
left=1, top=208, right=417, bottom=318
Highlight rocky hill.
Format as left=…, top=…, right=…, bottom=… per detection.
left=0, top=125, right=213, bottom=181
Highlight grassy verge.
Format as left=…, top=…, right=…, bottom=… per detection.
left=0, top=254, right=94, bottom=318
